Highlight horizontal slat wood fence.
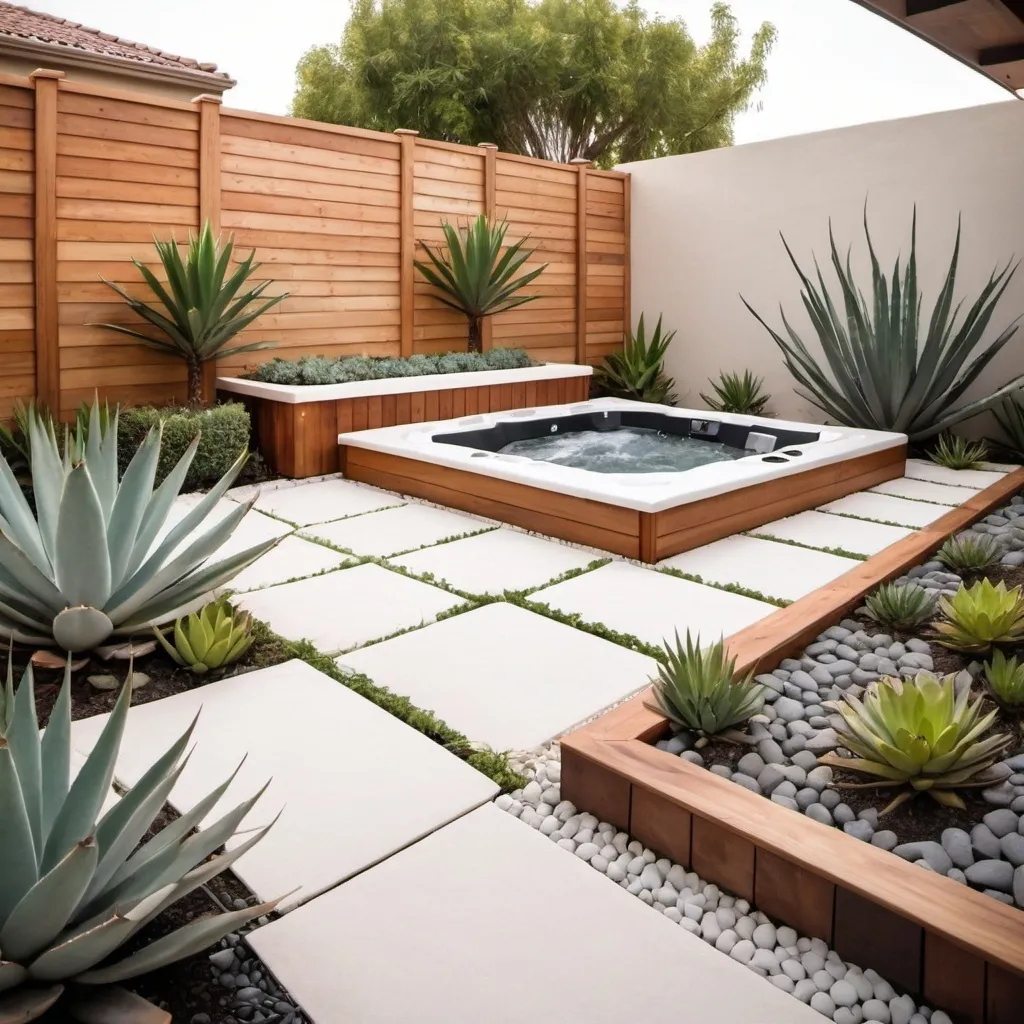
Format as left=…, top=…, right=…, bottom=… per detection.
left=0, top=70, right=629, bottom=419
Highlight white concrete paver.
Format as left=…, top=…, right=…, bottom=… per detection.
left=661, top=534, right=861, bottom=604
left=230, top=477, right=403, bottom=526
left=225, top=534, right=350, bottom=594
left=70, top=661, right=496, bottom=912
left=869, top=475, right=980, bottom=505
left=302, top=502, right=494, bottom=557
left=248, top=803, right=822, bottom=1024
left=389, top=526, right=601, bottom=595
left=753, top=509, right=913, bottom=557
left=904, top=458, right=1006, bottom=489
left=819, top=491, right=954, bottom=529
left=533, top=560, right=775, bottom=649
left=237, top=563, right=462, bottom=654
left=338, top=602, right=657, bottom=751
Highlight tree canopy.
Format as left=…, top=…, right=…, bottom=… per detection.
left=293, top=0, right=776, bottom=167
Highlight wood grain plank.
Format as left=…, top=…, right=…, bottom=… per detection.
left=32, top=71, right=60, bottom=411
left=691, top=815, right=754, bottom=902
left=630, top=784, right=691, bottom=868
left=923, top=932, right=985, bottom=1024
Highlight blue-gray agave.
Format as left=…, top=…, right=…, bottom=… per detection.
left=0, top=398, right=278, bottom=651
left=0, top=658, right=281, bottom=1021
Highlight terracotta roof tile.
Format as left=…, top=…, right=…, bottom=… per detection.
left=0, top=2, right=232, bottom=82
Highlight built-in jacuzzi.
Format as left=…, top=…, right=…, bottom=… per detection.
left=337, top=398, right=907, bottom=562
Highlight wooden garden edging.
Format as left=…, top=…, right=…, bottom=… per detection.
left=561, top=467, right=1024, bottom=1024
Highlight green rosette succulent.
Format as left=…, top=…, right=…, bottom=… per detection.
left=933, top=578, right=1024, bottom=653
left=155, top=597, right=254, bottom=674
left=863, top=582, right=936, bottom=631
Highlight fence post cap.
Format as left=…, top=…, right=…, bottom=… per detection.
left=29, top=69, right=65, bottom=80
left=477, top=142, right=498, bottom=150
left=569, top=157, right=591, bottom=165
left=192, top=93, right=224, bottom=104
left=394, top=128, right=419, bottom=136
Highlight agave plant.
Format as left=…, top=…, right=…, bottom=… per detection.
left=414, top=215, right=547, bottom=354
left=0, top=657, right=280, bottom=1021
left=0, top=397, right=278, bottom=652
left=743, top=208, right=1024, bottom=441
left=646, top=631, right=764, bottom=737
left=593, top=313, right=678, bottom=404
left=929, top=433, right=988, bottom=471
left=993, top=392, right=1024, bottom=459
left=154, top=597, right=254, bottom=674
left=699, top=370, right=770, bottom=415
left=933, top=578, right=1024, bottom=653
left=93, top=221, right=286, bottom=407
left=983, top=649, right=1024, bottom=710
left=820, top=672, right=1011, bottom=813
left=935, top=532, right=1000, bottom=573
left=863, top=582, right=936, bottom=631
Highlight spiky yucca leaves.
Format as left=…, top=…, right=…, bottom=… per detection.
left=863, top=582, right=936, bottom=631
left=646, top=631, right=764, bottom=737
left=820, top=672, right=1011, bottom=814
left=414, top=215, right=547, bottom=354
left=699, top=370, right=770, bottom=415
left=933, top=579, right=1024, bottom=653
left=929, top=434, right=988, bottom=471
left=0, top=396, right=279, bottom=652
left=993, top=392, right=1024, bottom=459
left=93, top=221, right=286, bottom=406
left=742, top=208, right=1024, bottom=441
left=983, top=649, right=1024, bottom=710
left=154, top=597, right=253, bottom=674
left=594, top=313, right=678, bottom=404
left=935, top=532, right=1000, bottom=573
left=0, top=657, right=280, bottom=1022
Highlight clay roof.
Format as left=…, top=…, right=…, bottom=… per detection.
left=0, top=2, right=233, bottom=85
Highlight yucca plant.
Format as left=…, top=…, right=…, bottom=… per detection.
left=863, top=582, right=936, bottom=631
left=933, top=578, right=1024, bottom=653
left=935, top=532, right=1000, bottom=573
left=743, top=208, right=1024, bottom=441
left=414, top=215, right=547, bottom=354
left=929, top=433, right=988, bottom=471
left=594, top=313, right=678, bottom=404
left=983, top=649, right=1024, bottom=709
left=93, top=221, right=286, bottom=407
left=0, top=396, right=278, bottom=652
left=646, top=631, right=764, bottom=737
left=154, top=597, right=254, bottom=674
left=819, top=672, right=1010, bottom=813
left=699, top=370, right=770, bottom=415
left=993, top=392, right=1024, bottom=459
left=0, top=656, right=280, bottom=1021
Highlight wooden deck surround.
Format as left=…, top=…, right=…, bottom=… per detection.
left=561, top=468, right=1024, bottom=1024
left=341, top=442, right=908, bottom=563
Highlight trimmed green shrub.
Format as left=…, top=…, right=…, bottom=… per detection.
left=245, top=348, right=536, bottom=386
left=118, top=402, right=251, bottom=491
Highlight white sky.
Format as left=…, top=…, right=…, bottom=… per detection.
left=34, top=0, right=1013, bottom=144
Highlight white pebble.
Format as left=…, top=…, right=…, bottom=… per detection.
left=735, top=916, right=756, bottom=940
left=700, top=913, right=722, bottom=944
left=811, top=992, right=836, bottom=1017
left=752, top=922, right=777, bottom=949
left=641, top=848, right=656, bottom=864
left=606, top=861, right=626, bottom=883
left=715, top=930, right=737, bottom=954
left=776, top=925, right=798, bottom=947
left=930, top=1014, right=952, bottom=1024
left=683, top=903, right=702, bottom=922
left=590, top=854, right=608, bottom=873
left=715, top=907, right=736, bottom=930
left=831, top=978, right=858, bottom=1007
left=663, top=906, right=682, bottom=923
left=770, top=974, right=795, bottom=993
left=752, top=948, right=779, bottom=974
left=802, top=952, right=826, bottom=974
left=862, top=998, right=891, bottom=1023
left=729, top=939, right=755, bottom=964
left=579, top=812, right=598, bottom=830
left=639, top=863, right=662, bottom=890
left=539, top=816, right=559, bottom=835
left=556, top=838, right=576, bottom=853
left=781, top=959, right=806, bottom=982
left=793, top=979, right=817, bottom=1003
left=494, top=794, right=513, bottom=811
left=561, top=816, right=580, bottom=838
left=680, top=917, right=701, bottom=935
left=575, top=842, right=598, bottom=862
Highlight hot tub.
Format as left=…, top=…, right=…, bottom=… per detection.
left=338, top=398, right=907, bottom=561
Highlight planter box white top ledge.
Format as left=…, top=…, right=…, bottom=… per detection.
left=218, top=362, right=593, bottom=405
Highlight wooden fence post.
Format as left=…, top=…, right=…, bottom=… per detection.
left=570, top=158, right=590, bottom=366
left=395, top=129, right=418, bottom=358
left=30, top=69, right=63, bottom=414
left=195, top=93, right=222, bottom=404
left=478, top=143, right=498, bottom=352
left=622, top=173, right=631, bottom=341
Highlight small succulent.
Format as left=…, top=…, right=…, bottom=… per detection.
left=928, top=433, right=988, bottom=470
left=594, top=313, right=678, bottom=405
left=0, top=656, right=280, bottom=1021
left=863, top=582, right=936, bottom=631
left=646, top=631, right=764, bottom=737
left=983, top=649, right=1024, bottom=709
left=699, top=370, right=770, bottom=415
left=933, top=578, right=1024, bottom=652
left=935, top=532, right=1000, bottom=573
left=154, top=597, right=254, bottom=674
left=819, top=672, right=1011, bottom=813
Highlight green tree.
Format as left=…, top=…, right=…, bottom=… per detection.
left=293, top=0, right=776, bottom=167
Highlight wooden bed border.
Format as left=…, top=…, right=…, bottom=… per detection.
left=561, top=467, right=1024, bottom=1024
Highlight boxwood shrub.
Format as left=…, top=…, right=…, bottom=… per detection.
left=117, top=402, right=251, bottom=491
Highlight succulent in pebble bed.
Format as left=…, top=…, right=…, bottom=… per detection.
left=934, top=532, right=1001, bottom=573
left=928, top=433, right=989, bottom=471
left=933, top=578, right=1024, bottom=652
left=983, top=649, right=1024, bottom=710
left=863, top=582, right=936, bottom=631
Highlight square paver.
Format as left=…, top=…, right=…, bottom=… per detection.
left=230, top=478, right=404, bottom=526
left=904, top=458, right=1006, bottom=490
left=224, top=533, right=350, bottom=594
left=338, top=602, right=657, bottom=751
left=70, top=661, right=496, bottom=911
left=661, top=534, right=860, bottom=604
left=869, top=475, right=979, bottom=505
left=237, top=563, right=462, bottom=654
left=161, top=497, right=293, bottom=557
left=248, top=804, right=822, bottom=1024
left=753, top=510, right=913, bottom=557
left=389, top=527, right=602, bottom=595
left=533, top=561, right=775, bottom=649
left=302, top=503, right=495, bottom=557
left=820, top=491, right=953, bottom=528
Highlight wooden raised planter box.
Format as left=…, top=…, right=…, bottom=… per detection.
left=217, top=363, right=593, bottom=479
left=561, top=468, right=1024, bottom=1024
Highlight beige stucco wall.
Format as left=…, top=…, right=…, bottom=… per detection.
left=618, top=101, right=1024, bottom=437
